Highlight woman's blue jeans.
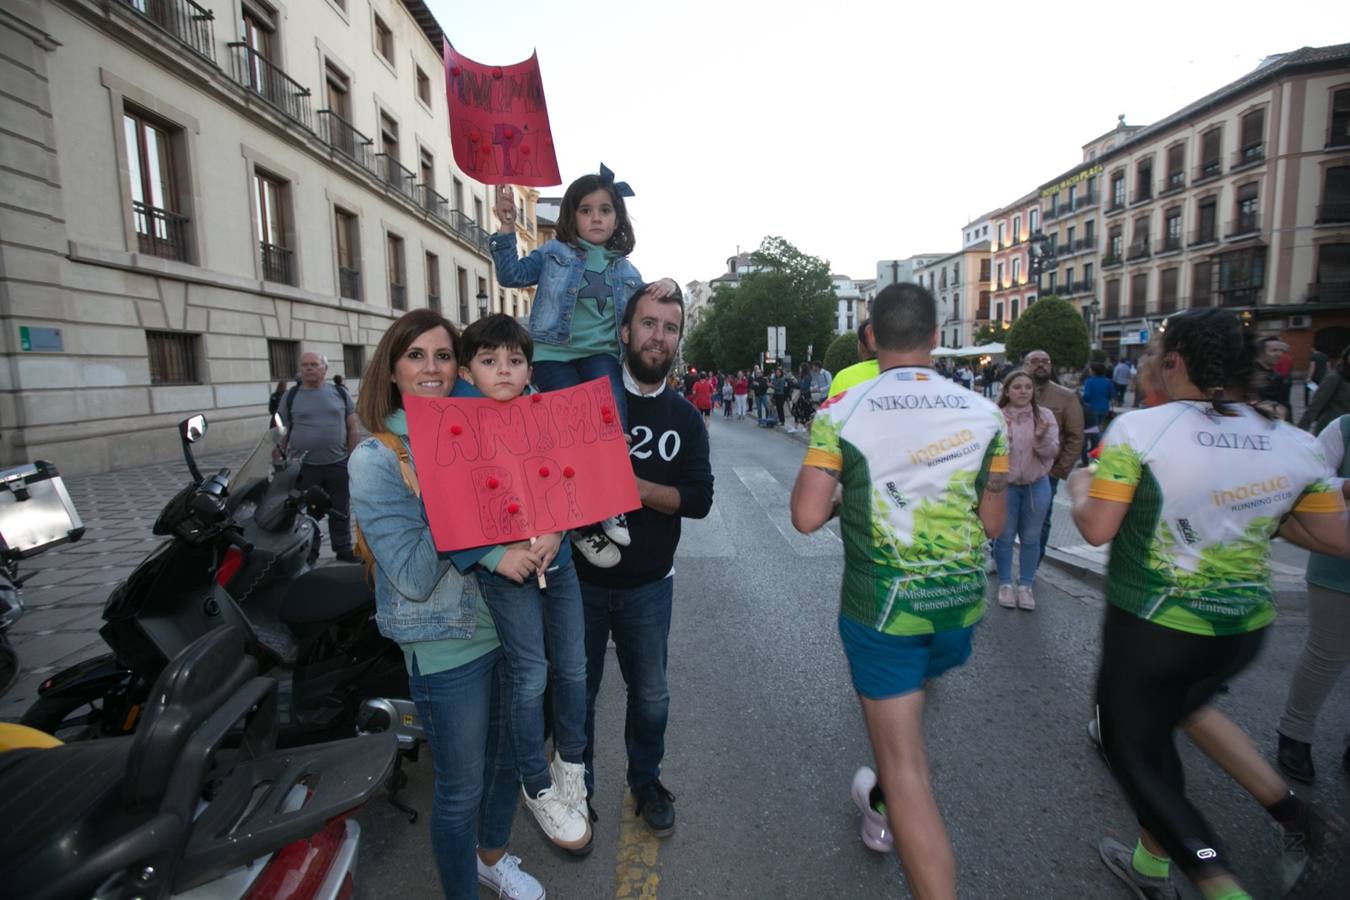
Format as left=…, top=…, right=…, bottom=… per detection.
left=994, top=476, right=1052, bottom=587
left=407, top=647, right=518, bottom=900
left=533, top=354, right=628, bottom=432
left=480, top=561, right=589, bottom=796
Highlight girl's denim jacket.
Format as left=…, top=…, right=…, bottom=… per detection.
left=490, top=232, right=643, bottom=348
left=348, top=432, right=483, bottom=643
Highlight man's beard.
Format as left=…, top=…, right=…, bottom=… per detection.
left=627, top=343, right=674, bottom=383
left=1032, top=370, right=1051, bottom=384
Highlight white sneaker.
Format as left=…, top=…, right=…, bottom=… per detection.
left=521, top=785, right=592, bottom=851
left=850, top=766, right=893, bottom=853
left=477, top=853, right=545, bottom=900
left=549, top=754, right=589, bottom=812
left=572, top=530, right=620, bottom=568
left=601, top=513, right=632, bottom=546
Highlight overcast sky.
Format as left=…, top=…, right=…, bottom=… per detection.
left=431, top=0, right=1346, bottom=287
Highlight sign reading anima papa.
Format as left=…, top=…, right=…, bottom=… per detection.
left=443, top=40, right=561, bottom=187
left=404, top=379, right=639, bottom=551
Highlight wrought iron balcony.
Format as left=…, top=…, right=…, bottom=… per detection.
left=1217, top=287, right=1261, bottom=308
left=260, top=241, right=293, bottom=284
left=119, top=0, right=216, bottom=62
left=1106, top=198, right=1126, bottom=215
left=1158, top=295, right=1179, bottom=314
left=227, top=43, right=313, bottom=131
left=1189, top=228, right=1218, bottom=247
left=1308, top=281, right=1350, bottom=304
left=1044, top=204, right=1063, bottom=221
left=1194, top=159, right=1222, bottom=182
left=1233, top=143, right=1265, bottom=168
left=1316, top=201, right=1350, bottom=223
left=1227, top=218, right=1260, bottom=239
left=317, top=110, right=375, bottom=172
left=1126, top=239, right=1151, bottom=261
left=1132, top=184, right=1153, bottom=205
left=339, top=267, right=360, bottom=300
left=417, top=184, right=450, bottom=223
left=1161, top=172, right=1185, bottom=194
left=374, top=154, right=417, bottom=200
left=1160, top=235, right=1183, bottom=254
left=1103, top=252, right=1124, bottom=268
left=1074, top=192, right=1099, bottom=210
left=1076, top=238, right=1097, bottom=253
left=132, top=200, right=190, bottom=262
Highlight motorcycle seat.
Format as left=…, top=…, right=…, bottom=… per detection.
left=279, top=564, right=374, bottom=626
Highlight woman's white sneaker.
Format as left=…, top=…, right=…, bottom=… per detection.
left=549, top=755, right=588, bottom=811
left=522, top=785, right=592, bottom=851
left=477, top=853, right=545, bottom=900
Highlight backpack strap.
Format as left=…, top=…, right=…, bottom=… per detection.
left=284, top=382, right=352, bottom=422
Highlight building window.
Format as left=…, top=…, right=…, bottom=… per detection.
left=1084, top=219, right=1096, bottom=243
left=994, top=301, right=1004, bottom=322
left=1064, top=266, right=1074, bottom=294
left=1199, top=128, right=1222, bottom=179
left=1084, top=262, right=1094, bottom=289
left=996, top=260, right=1005, bottom=288
left=1013, top=257, right=1023, bottom=284
left=979, top=258, right=991, bottom=282
left=425, top=251, right=441, bottom=312
left=324, top=62, right=350, bottom=120
left=1108, top=227, right=1123, bottom=263
left=254, top=169, right=294, bottom=285
left=1331, top=89, right=1350, bottom=148
left=343, top=343, right=365, bottom=379
left=1312, top=244, right=1350, bottom=303
left=457, top=266, right=470, bottom=324
left=1239, top=108, right=1265, bottom=163
left=335, top=207, right=360, bottom=300
left=1164, top=208, right=1182, bottom=252
left=374, top=13, right=394, bottom=64
left=1105, top=279, right=1121, bottom=319
left=1192, top=260, right=1212, bottom=307
left=1066, top=224, right=1076, bottom=250
left=147, top=331, right=201, bottom=385
left=1010, top=298, right=1020, bottom=320
left=1046, top=272, right=1057, bottom=294
left=1321, top=167, right=1350, bottom=223
left=997, top=222, right=1006, bottom=247
left=1012, top=215, right=1022, bottom=242
left=1068, top=185, right=1077, bottom=208
left=267, top=338, right=298, bottom=381
left=1130, top=273, right=1148, bottom=318
left=387, top=233, right=406, bottom=309
left=1029, top=208, right=1039, bottom=233
left=1130, top=216, right=1150, bottom=259
left=1195, top=197, right=1218, bottom=244
left=1135, top=156, right=1153, bottom=203
left=1110, top=171, right=1126, bottom=209
left=241, top=1, right=277, bottom=63
left=1165, top=143, right=1185, bottom=189
left=1217, top=247, right=1266, bottom=307
left=477, top=276, right=488, bottom=318
left=1234, top=182, right=1259, bottom=235
left=416, top=66, right=431, bottom=106
left=124, top=107, right=189, bottom=262
left=1159, top=268, right=1179, bottom=314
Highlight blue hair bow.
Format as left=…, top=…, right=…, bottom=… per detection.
left=599, top=162, right=635, bottom=198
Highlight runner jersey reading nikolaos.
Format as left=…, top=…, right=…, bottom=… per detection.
left=1089, top=400, right=1343, bottom=636
left=804, top=367, right=1009, bottom=636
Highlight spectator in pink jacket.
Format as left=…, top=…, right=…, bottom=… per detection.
left=994, top=370, right=1060, bottom=610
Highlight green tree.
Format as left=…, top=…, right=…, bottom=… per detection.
left=824, top=331, right=859, bottom=376
left=1005, top=295, right=1090, bottom=371
left=974, top=322, right=1011, bottom=345
left=681, top=236, right=837, bottom=372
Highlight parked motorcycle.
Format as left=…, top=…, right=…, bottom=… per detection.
left=0, top=625, right=397, bottom=899
left=0, top=460, right=85, bottom=697
left=21, top=415, right=424, bottom=815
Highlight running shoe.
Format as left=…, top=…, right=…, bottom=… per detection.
left=572, top=530, right=620, bottom=568
left=602, top=514, right=631, bottom=546
left=477, top=853, right=545, bottom=900
left=1017, top=586, right=1036, bottom=610
left=850, top=766, right=893, bottom=853
left=1278, top=804, right=1348, bottom=896
left=549, top=754, right=588, bottom=812
left=1097, top=836, right=1178, bottom=900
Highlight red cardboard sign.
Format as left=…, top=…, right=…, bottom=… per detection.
left=443, top=41, right=561, bottom=187
left=404, top=379, right=639, bottom=551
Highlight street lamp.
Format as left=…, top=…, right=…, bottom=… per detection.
left=476, top=288, right=489, bottom=320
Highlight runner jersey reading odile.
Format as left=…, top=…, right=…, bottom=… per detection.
left=804, top=367, right=1008, bottom=636
left=1089, top=401, right=1342, bottom=636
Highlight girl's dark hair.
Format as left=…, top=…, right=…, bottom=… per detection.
left=1160, top=307, right=1257, bottom=415
left=553, top=174, right=635, bottom=254
left=357, top=309, right=460, bottom=433
left=997, top=369, right=1043, bottom=422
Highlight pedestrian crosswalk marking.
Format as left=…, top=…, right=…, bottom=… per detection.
left=733, top=466, right=842, bottom=556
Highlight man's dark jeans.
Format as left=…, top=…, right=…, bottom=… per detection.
left=298, top=459, right=352, bottom=556
left=1038, top=476, right=1059, bottom=565
left=581, top=576, right=673, bottom=796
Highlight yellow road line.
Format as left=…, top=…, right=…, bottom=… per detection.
left=613, top=787, right=661, bottom=899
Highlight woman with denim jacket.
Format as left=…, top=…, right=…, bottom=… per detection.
left=492, top=170, right=677, bottom=568
left=348, top=309, right=544, bottom=900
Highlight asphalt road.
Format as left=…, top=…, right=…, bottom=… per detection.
left=353, top=410, right=1350, bottom=899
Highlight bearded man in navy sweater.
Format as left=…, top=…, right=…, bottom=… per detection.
left=575, top=283, right=714, bottom=838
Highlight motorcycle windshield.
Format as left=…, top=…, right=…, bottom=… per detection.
left=231, top=419, right=288, bottom=491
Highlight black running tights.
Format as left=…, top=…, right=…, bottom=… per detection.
left=1095, top=604, right=1266, bottom=878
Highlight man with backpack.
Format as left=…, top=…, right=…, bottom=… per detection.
left=280, top=351, right=359, bottom=562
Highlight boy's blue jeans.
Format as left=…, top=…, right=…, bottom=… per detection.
left=533, top=354, right=629, bottom=432
left=480, top=561, right=588, bottom=796
left=408, top=648, right=518, bottom=899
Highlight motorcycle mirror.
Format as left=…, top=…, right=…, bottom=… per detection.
left=180, top=415, right=208, bottom=444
